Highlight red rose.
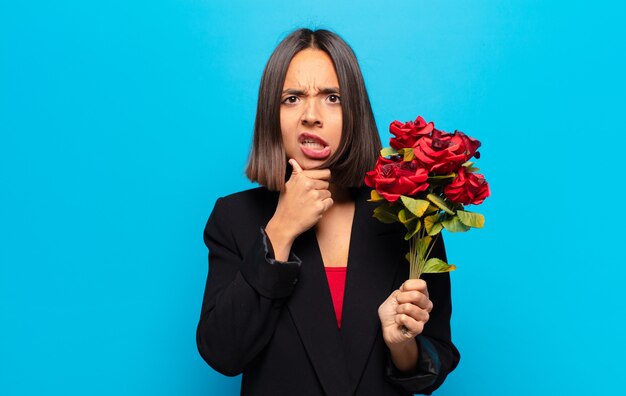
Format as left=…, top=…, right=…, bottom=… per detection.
left=413, top=129, right=481, bottom=174
left=450, top=130, right=481, bottom=160
left=389, top=116, right=434, bottom=150
left=364, top=156, right=429, bottom=202
left=444, top=167, right=490, bottom=205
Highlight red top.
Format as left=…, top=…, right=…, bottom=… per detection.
left=324, top=266, right=347, bottom=328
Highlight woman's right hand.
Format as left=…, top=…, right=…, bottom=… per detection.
left=264, top=158, right=333, bottom=261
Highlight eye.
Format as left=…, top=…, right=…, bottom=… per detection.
left=327, top=94, right=341, bottom=103
left=282, top=96, right=299, bottom=104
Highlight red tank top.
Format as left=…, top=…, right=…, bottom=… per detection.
left=324, top=266, right=347, bottom=328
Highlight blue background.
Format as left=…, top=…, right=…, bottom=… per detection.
left=1, top=0, right=624, bottom=395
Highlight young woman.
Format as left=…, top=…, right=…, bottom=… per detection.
left=196, top=28, right=460, bottom=395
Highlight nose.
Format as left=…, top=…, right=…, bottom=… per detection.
left=301, top=100, right=322, bottom=127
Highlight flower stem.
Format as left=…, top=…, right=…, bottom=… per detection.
left=409, top=227, right=423, bottom=279
left=408, top=224, right=439, bottom=279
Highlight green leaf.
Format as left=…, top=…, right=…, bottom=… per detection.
left=404, top=220, right=421, bottom=240
left=372, top=204, right=399, bottom=224
left=380, top=147, right=398, bottom=157
left=426, top=193, right=455, bottom=215
left=442, top=215, right=471, bottom=232
left=462, top=160, right=480, bottom=172
left=422, top=257, right=457, bottom=273
left=368, top=189, right=385, bottom=202
left=423, top=204, right=441, bottom=216
left=418, top=235, right=432, bottom=257
left=400, top=196, right=431, bottom=217
left=424, top=213, right=443, bottom=236
left=457, top=210, right=485, bottom=228
left=398, top=208, right=415, bottom=224
left=398, top=209, right=421, bottom=239
left=402, top=148, right=415, bottom=161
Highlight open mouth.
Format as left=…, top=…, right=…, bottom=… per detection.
left=298, top=132, right=331, bottom=159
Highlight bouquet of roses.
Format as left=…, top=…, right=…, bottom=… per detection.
left=364, top=116, right=490, bottom=279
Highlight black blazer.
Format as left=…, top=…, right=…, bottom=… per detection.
left=197, top=187, right=460, bottom=395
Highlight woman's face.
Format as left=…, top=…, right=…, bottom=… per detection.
left=280, top=48, right=342, bottom=171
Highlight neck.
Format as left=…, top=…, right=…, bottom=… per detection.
left=329, top=184, right=351, bottom=204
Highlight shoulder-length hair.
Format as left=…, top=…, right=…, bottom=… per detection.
left=245, top=28, right=381, bottom=191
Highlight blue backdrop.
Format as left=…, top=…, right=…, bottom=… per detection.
left=2, top=0, right=624, bottom=395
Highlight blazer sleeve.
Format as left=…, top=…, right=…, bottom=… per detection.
left=196, top=197, right=302, bottom=376
left=385, top=235, right=461, bottom=395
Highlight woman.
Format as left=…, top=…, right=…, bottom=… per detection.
left=196, top=28, right=460, bottom=395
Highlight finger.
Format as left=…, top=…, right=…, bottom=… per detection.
left=396, top=290, right=431, bottom=310
left=302, top=178, right=330, bottom=191
left=386, top=289, right=400, bottom=304
left=400, top=279, right=429, bottom=300
left=289, top=158, right=303, bottom=174
left=322, top=197, right=334, bottom=212
left=389, top=289, right=401, bottom=306
left=400, top=279, right=428, bottom=293
left=394, top=314, right=424, bottom=337
left=301, top=168, right=331, bottom=181
left=396, top=290, right=427, bottom=304
left=379, top=289, right=401, bottom=316
left=396, top=303, right=430, bottom=322
left=315, top=189, right=332, bottom=200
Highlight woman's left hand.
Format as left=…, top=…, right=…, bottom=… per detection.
left=378, top=279, right=433, bottom=345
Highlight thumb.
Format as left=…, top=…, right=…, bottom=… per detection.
left=288, top=158, right=303, bottom=174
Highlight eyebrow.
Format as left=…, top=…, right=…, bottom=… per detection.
left=281, top=87, right=340, bottom=95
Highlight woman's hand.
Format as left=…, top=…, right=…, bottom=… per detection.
left=378, top=279, right=433, bottom=372
left=265, top=158, right=333, bottom=261
left=378, top=279, right=433, bottom=345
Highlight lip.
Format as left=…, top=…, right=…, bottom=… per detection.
left=298, top=132, right=331, bottom=160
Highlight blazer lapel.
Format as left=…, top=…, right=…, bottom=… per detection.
left=285, top=187, right=406, bottom=396
left=340, top=188, right=406, bottom=394
left=287, top=227, right=352, bottom=396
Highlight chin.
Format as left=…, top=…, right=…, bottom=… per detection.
left=298, top=160, right=324, bottom=170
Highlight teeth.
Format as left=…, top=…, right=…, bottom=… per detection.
left=302, top=141, right=324, bottom=149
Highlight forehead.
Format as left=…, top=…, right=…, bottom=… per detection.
left=283, top=49, right=339, bottom=88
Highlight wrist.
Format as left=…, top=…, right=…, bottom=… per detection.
left=387, top=338, right=419, bottom=373
left=386, top=337, right=416, bottom=352
left=265, top=218, right=296, bottom=262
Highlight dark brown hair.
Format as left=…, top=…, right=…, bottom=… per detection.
left=245, top=28, right=381, bottom=191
